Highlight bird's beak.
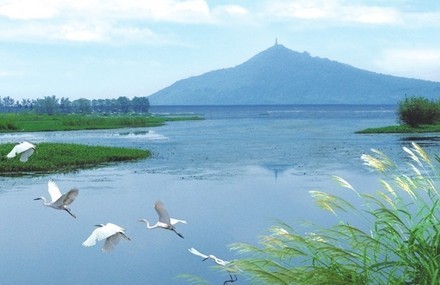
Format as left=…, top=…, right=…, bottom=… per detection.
left=202, top=257, right=209, bottom=261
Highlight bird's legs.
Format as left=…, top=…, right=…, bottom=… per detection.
left=223, top=273, right=237, bottom=285
left=64, top=207, right=76, bottom=219
left=171, top=228, right=184, bottom=239
left=120, top=232, right=131, bottom=241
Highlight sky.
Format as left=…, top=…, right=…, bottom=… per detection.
left=0, top=0, right=439, bottom=101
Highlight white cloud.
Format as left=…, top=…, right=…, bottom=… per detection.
left=0, top=0, right=60, bottom=20
left=374, top=49, right=440, bottom=81
left=58, top=23, right=106, bottom=42
left=265, top=0, right=403, bottom=25
left=0, top=0, right=216, bottom=43
left=0, top=0, right=212, bottom=22
left=213, top=5, right=248, bottom=17
left=341, top=5, right=401, bottom=24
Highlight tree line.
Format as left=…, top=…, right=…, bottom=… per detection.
left=0, top=95, right=150, bottom=115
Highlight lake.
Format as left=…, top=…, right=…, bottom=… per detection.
left=1, top=105, right=440, bottom=284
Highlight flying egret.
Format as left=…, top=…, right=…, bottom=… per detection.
left=34, top=179, right=79, bottom=218
left=6, top=141, right=36, bottom=162
left=82, top=223, right=131, bottom=252
left=138, top=200, right=186, bottom=238
left=188, top=247, right=238, bottom=285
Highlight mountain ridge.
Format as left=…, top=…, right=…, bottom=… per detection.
left=148, top=44, right=440, bottom=105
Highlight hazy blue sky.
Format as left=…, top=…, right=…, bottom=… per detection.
left=1, top=0, right=439, bottom=100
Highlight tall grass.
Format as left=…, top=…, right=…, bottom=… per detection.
left=231, top=143, right=440, bottom=284
left=0, top=143, right=150, bottom=175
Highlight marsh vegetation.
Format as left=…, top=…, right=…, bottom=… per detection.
left=358, top=96, right=440, bottom=133
left=0, top=142, right=150, bottom=175
left=0, top=113, right=201, bottom=133
left=230, top=144, right=440, bottom=284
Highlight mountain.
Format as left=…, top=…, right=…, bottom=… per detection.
left=148, top=44, right=440, bottom=105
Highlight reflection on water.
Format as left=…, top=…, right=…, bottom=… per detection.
left=115, top=130, right=168, bottom=140
left=2, top=105, right=440, bottom=284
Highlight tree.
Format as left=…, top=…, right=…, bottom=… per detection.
left=59, top=97, right=72, bottom=114
left=72, top=98, right=92, bottom=114
left=132, top=96, right=150, bottom=113
left=398, top=96, right=440, bottom=127
left=116, top=96, right=131, bottom=113
left=34, top=95, right=59, bottom=115
left=1, top=96, right=15, bottom=112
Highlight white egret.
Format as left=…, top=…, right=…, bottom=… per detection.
left=6, top=141, right=35, bottom=162
left=188, top=247, right=238, bottom=284
left=138, top=200, right=186, bottom=238
left=82, top=223, right=131, bottom=252
left=34, top=179, right=79, bottom=218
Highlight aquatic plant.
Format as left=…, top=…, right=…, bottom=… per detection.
left=0, top=143, right=150, bottom=175
left=230, top=143, right=440, bottom=284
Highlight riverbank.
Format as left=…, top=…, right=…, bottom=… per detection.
left=0, top=113, right=202, bottom=133
left=0, top=142, right=150, bottom=175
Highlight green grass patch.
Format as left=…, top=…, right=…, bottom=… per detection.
left=0, top=142, right=150, bottom=175
left=0, top=113, right=202, bottom=133
left=357, top=124, right=440, bottom=134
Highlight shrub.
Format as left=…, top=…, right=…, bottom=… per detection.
left=398, top=96, right=440, bottom=127
left=231, top=143, right=440, bottom=284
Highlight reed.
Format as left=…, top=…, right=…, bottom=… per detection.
left=0, top=143, right=150, bottom=175
left=230, top=143, right=440, bottom=284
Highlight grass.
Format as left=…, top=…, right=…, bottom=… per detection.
left=357, top=124, right=440, bottom=134
left=0, top=113, right=202, bottom=133
left=229, top=143, right=440, bottom=284
left=0, top=142, right=150, bottom=175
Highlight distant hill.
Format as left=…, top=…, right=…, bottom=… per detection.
left=148, top=44, right=440, bottom=105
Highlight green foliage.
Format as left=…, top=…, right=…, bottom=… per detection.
left=0, top=122, right=18, bottom=131
left=231, top=143, right=440, bottom=284
left=0, top=143, right=150, bottom=175
left=398, top=96, right=440, bottom=127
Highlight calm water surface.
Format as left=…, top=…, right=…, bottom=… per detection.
left=1, top=105, right=440, bottom=284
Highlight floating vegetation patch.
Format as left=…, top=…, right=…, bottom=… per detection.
left=0, top=143, right=150, bottom=176
left=0, top=113, right=203, bottom=133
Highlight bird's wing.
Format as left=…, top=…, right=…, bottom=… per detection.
left=21, top=141, right=36, bottom=150
left=188, top=247, right=208, bottom=259
left=102, top=233, right=122, bottom=252
left=155, top=201, right=171, bottom=225
left=170, top=218, right=187, bottom=225
left=6, top=144, right=20, bottom=159
left=47, top=180, right=62, bottom=202
left=106, top=223, right=125, bottom=232
left=7, top=141, right=35, bottom=159
left=82, top=226, right=115, bottom=247
left=213, top=256, right=229, bottom=266
left=19, top=148, right=34, bottom=162
left=55, top=188, right=79, bottom=206
left=82, top=229, right=99, bottom=247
